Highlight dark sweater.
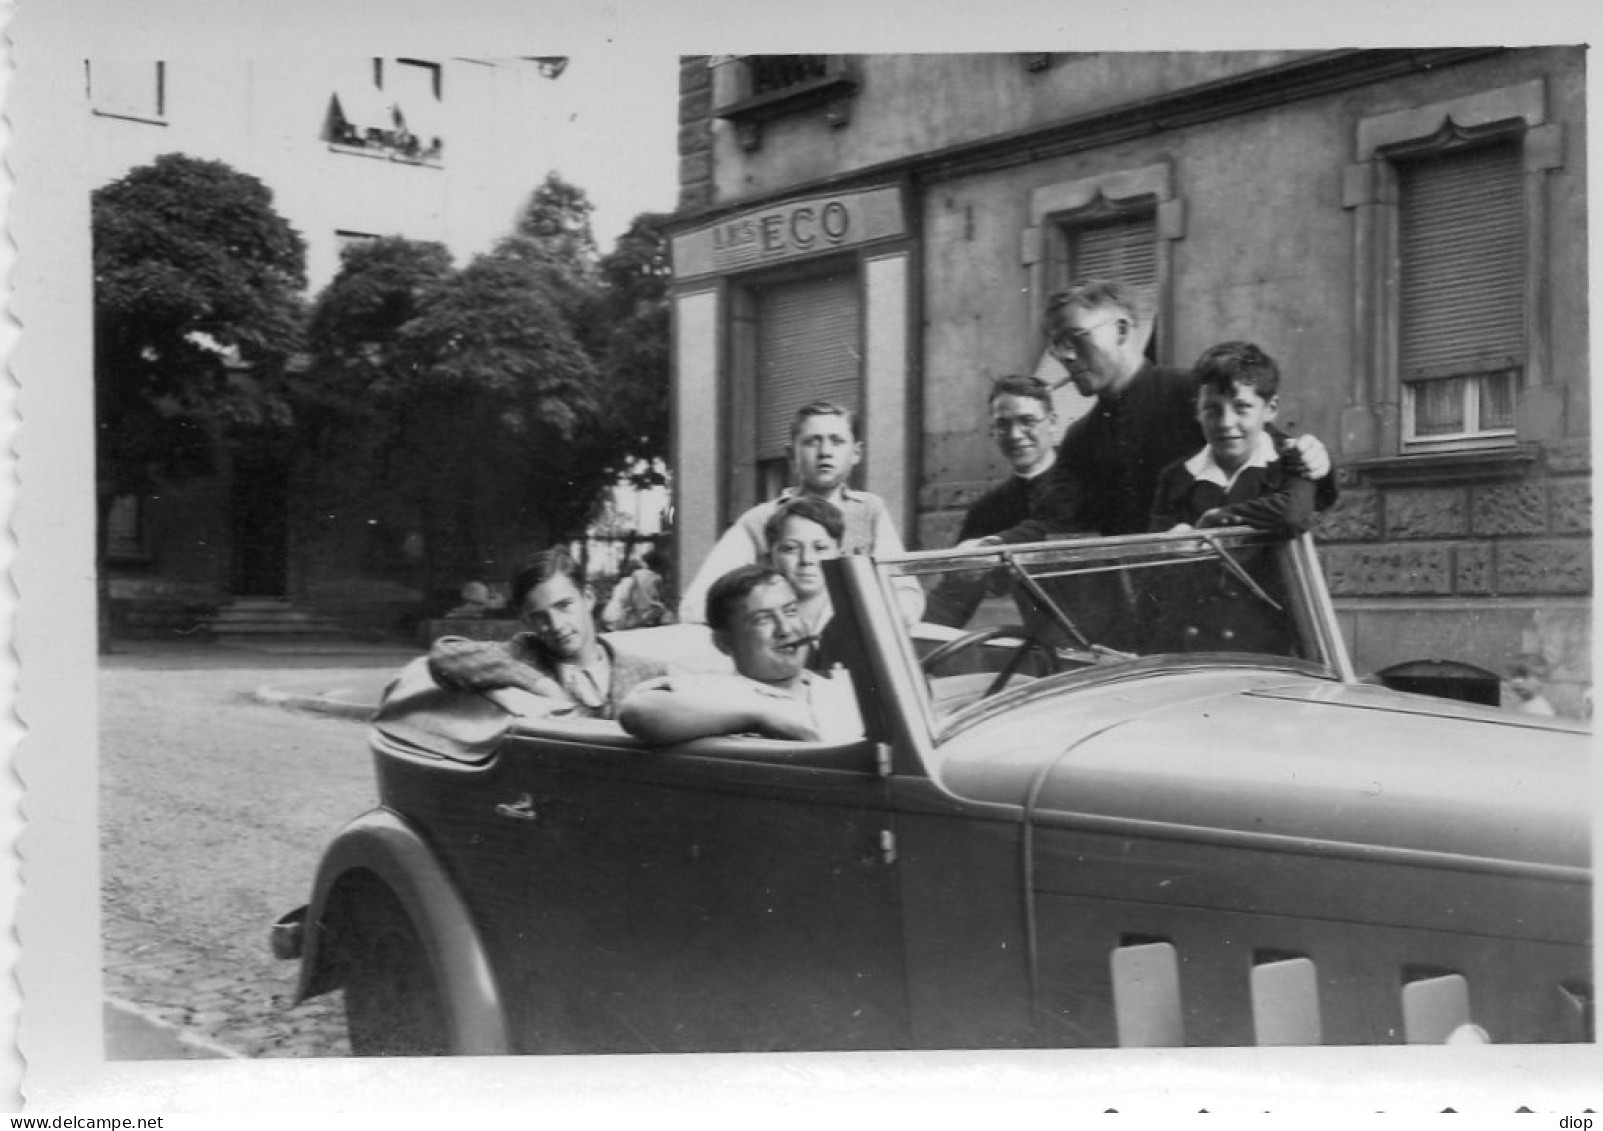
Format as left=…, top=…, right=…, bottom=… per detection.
left=992, top=363, right=1202, bottom=542
left=925, top=469, right=1059, bottom=627
left=1149, top=444, right=1317, bottom=536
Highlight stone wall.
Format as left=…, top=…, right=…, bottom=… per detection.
left=1317, top=439, right=1592, bottom=713
left=677, top=56, right=715, bottom=212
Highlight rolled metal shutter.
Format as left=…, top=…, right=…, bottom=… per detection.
left=1069, top=214, right=1157, bottom=296
left=754, top=272, right=861, bottom=461
left=1063, top=211, right=1160, bottom=363
left=1398, top=141, right=1525, bottom=377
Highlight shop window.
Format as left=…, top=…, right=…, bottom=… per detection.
left=87, top=60, right=166, bottom=123
left=1397, top=141, right=1523, bottom=448
left=750, top=272, right=862, bottom=501
left=1345, top=79, right=1561, bottom=459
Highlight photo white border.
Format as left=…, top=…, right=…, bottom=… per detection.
left=5, top=0, right=1600, bottom=1117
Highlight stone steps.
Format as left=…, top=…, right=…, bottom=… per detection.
left=208, top=599, right=349, bottom=641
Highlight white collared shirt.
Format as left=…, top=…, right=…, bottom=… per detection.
left=1183, top=432, right=1280, bottom=492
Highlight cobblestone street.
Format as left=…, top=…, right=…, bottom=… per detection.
left=102, top=911, right=348, bottom=1058
left=98, top=642, right=410, bottom=1060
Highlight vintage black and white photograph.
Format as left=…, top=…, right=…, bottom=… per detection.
left=6, top=0, right=1599, bottom=1117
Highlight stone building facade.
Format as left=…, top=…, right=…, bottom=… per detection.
left=667, top=49, right=1591, bottom=713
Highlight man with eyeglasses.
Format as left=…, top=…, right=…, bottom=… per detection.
left=926, top=374, right=1061, bottom=626
left=964, top=279, right=1334, bottom=548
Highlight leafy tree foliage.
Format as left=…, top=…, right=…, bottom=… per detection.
left=591, top=211, right=673, bottom=483
left=298, top=175, right=673, bottom=603
left=93, top=153, right=308, bottom=498
left=92, top=153, right=307, bottom=648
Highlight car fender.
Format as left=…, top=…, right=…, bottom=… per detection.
left=297, top=806, right=510, bottom=1055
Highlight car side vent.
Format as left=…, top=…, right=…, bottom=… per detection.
left=1401, top=966, right=1473, bottom=1044
left=1559, top=977, right=1594, bottom=1041
left=1251, top=951, right=1321, bottom=1046
left=1111, top=936, right=1183, bottom=1047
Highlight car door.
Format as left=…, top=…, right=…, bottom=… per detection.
left=485, top=723, right=909, bottom=1053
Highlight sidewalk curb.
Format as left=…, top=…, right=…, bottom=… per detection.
left=104, top=996, right=239, bottom=1060
left=252, top=685, right=378, bottom=721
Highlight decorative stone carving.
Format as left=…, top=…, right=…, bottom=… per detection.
left=1551, top=479, right=1592, bottom=535
left=1454, top=543, right=1494, bottom=595
left=1385, top=488, right=1467, bottom=539
left=1472, top=481, right=1548, bottom=536
left=1312, top=490, right=1381, bottom=541
left=1322, top=545, right=1453, bottom=596
left=1497, top=540, right=1593, bottom=595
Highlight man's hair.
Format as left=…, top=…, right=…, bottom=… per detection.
left=763, top=494, right=846, bottom=550
left=705, top=564, right=788, bottom=633
left=641, top=548, right=665, bottom=572
left=789, top=399, right=860, bottom=442
left=987, top=373, right=1053, bottom=411
left=1192, top=340, right=1282, bottom=401
left=509, top=546, right=585, bottom=611
left=1043, top=278, right=1141, bottom=327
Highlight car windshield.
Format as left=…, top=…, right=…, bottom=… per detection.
left=880, top=529, right=1344, bottom=736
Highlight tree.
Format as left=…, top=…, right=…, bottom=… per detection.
left=93, top=152, right=308, bottom=647
left=302, top=229, right=604, bottom=602
left=591, top=211, right=673, bottom=483
left=296, top=177, right=674, bottom=608
left=399, top=247, right=603, bottom=571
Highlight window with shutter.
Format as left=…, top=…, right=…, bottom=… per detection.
left=1397, top=141, right=1524, bottom=446
left=1039, top=210, right=1162, bottom=426
left=1066, top=214, right=1158, bottom=298
left=752, top=273, right=862, bottom=498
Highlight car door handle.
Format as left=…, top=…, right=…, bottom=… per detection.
left=494, top=792, right=539, bottom=822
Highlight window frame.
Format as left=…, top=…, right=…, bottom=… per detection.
left=1344, top=79, right=1562, bottom=458
left=1022, top=161, right=1182, bottom=423
left=86, top=59, right=167, bottom=125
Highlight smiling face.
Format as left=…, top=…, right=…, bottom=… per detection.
left=518, top=571, right=598, bottom=664
left=714, top=576, right=811, bottom=685
left=988, top=392, right=1057, bottom=475
left=788, top=411, right=863, bottom=495
left=1197, top=380, right=1278, bottom=474
left=768, top=513, right=841, bottom=602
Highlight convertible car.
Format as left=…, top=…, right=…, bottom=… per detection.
left=271, top=529, right=1592, bottom=1055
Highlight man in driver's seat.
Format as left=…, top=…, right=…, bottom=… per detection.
left=619, top=565, right=862, bottom=745
left=427, top=547, right=666, bottom=719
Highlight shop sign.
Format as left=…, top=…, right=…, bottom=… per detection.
left=673, top=185, right=905, bottom=279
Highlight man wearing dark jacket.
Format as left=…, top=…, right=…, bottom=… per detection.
left=965, top=280, right=1334, bottom=548
left=926, top=373, right=1061, bottom=626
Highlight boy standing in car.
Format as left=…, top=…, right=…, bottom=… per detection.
left=677, top=400, right=923, bottom=625
left=1148, top=340, right=1319, bottom=535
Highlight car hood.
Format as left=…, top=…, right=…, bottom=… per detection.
left=936, top=667, right=1592, bottom=869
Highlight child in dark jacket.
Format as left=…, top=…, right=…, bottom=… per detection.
left=1149, top=340, right=1318, bottom=536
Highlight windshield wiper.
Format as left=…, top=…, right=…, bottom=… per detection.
left=1000, top=550, right=1094, bottom=649
left=1198, top=534, right=1283, bottom=612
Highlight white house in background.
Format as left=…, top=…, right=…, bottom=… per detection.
left=89, top=56, right=579, bottom=637
left=85, top=55, right=571, bottom=289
